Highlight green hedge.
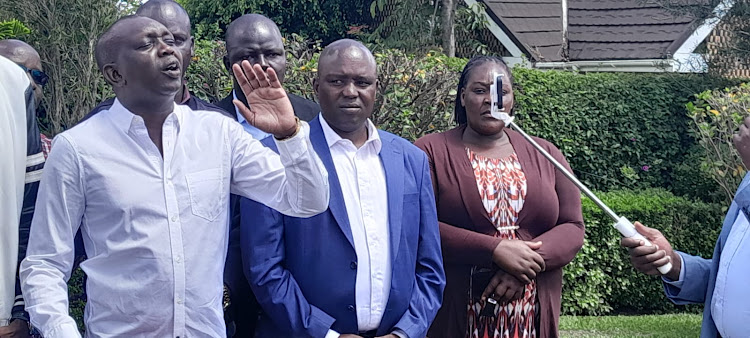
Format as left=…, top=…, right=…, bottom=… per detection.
left=563, top=188, right=723, bottom=315
left=511, top=69, right=741, bottom=202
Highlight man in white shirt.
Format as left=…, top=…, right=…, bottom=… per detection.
left=0, top=55, right=34, bottom=337
left=240, top=39, right=445, bottom=338
left=19, top=15, right=328, bottom=338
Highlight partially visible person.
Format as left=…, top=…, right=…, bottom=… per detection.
left=621, top=116, right=750, bottom=338
left=19, top=15, right=328, bottom=338
left=0, top=40, right=48, bottom=338
left=0, top=55, right=34, bottom=338
left=415, top=56, right=585, bottom=338
left=241, top=39, right=445, bottom=338
left=219, top=14, right=322, bottom=337
left=81, top=0, right=230, bottom=120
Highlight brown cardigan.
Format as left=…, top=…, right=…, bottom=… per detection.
left=414, top=126, right=584, bottom=338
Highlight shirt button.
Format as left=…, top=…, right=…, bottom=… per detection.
left=175, top=256, right=182, bottom=263
left=347, top=305, right=355, bottom=312
left=171, top=215, right=177, bottom=222
left=350, top=261, right=357, bottom=270
left=177, top=299, right=183, bottom=305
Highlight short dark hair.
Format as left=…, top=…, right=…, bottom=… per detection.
left=454, top=55, right=512, bottom=125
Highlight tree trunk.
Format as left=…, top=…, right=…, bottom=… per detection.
left=441, top=0, right=456, bottom=57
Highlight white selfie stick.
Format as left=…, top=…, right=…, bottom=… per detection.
left=489, top=76, right=672, bottom=275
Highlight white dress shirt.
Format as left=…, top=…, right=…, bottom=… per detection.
left=711, top=211, right=750, bottom=337
left=0, top=56, right=30, bottom=325
left=319, top=116, right=393, bottom=336
left=19, top=99, right=328, bottom=338
left=664, top=212, right=750, bottom=338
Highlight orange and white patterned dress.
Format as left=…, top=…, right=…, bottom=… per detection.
left=466, top=148, right=538, bottom=338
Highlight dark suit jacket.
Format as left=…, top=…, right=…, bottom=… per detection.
left=219, top=91, right=320, bottom=337
left=239, top=117, right=445, bottom=338
left=414, top=126, right=585, bottom=338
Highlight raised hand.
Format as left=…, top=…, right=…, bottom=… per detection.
left=620, top=222, right=680, bottom=280
left=492, top=239, right=545, bottom=284
left=232, top=61, right=298, bottom=139
left=481, top=269, right=526, bottom=305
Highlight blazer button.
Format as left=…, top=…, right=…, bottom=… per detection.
left=350, top=261, right=357, bottom=269
left=348, top=305, right=355, bottom=312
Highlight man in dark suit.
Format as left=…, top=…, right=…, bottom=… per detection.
left=239, top=39, right=445, bottom=338
left=219, top=14, right=321, bottom=337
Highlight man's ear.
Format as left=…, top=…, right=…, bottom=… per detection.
left=313, top=77, right=319, bottom=100
left=189, top=36, right=195, bottom=59
left=102, top=64, right=125, bottom=87
left=223, top=55, right=231, bottom=75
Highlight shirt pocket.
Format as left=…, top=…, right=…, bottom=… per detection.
left=185, top=168, right=225, bottom=221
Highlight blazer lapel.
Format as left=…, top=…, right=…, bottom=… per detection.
left=445, top=127, right=496, bottom=234
left=309, top=118, right=355, bottom=248
left=379, top=131, right=404, bottom=257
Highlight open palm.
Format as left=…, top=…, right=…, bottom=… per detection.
left=232, top=61, right=297, bottom=138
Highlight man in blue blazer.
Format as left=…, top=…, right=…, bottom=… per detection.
left=240, top=39, right=445, bottom=338
left=622, top=117, right=750, bottom=338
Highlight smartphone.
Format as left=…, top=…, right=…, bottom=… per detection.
left=490, top=72, right=503, bottom=113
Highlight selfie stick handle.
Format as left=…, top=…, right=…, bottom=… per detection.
left=507, top=121, right=672, bottom=275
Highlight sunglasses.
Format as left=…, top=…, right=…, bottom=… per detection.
left=18, top=64, right=49, bottom=87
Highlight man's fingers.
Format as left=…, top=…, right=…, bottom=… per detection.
left=633, top=249, right=666, bottom=265
left=629, top=243, right=658, bottom=257
left=266, top=67, right=282, bottom=88
left=254, top=63, right=271, bottom=87
left=232, top=63, right=250, bottom=91
left=242, top=61, right=261, bottom=90
left=620, top=237, right=643, bottom=248
left=233, top=100, right=254, bottom=123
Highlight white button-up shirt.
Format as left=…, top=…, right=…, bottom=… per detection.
left=319, top=116, right=392, bottom=334
left=19, top=99, right=329, bottom=338
left=712, top=211, right=750, bottom=338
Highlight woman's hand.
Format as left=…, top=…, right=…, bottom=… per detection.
left=492, top=239, right=545, bottom=283
left=481, top=269, right=526, bottom=305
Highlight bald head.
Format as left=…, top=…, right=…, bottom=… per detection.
left=318, top=39, right=376, bottom=75
left=225, top=14, right=281, bottom=51
left=95, top=15, right=142, bottom=71
left=136, top=0, right=193, bottom=73
left=224, top=14, right=286, bottom=89
left=0, top=39, right=45, bottom=106
left=0, top=39, right=42, bottom=71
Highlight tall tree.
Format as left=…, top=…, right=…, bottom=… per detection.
left=441, top=0, right=457, bottom=57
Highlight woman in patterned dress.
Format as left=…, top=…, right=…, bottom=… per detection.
left=415, top=56, right=585, bottom=338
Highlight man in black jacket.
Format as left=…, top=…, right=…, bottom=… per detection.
left=218, top=14, right=321, bottom=338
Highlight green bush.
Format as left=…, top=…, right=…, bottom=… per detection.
left=686, top=83, right=750, bottom=204
left=511, top=69, right=742, bottom=201
left=563, top=189, right=723, bottom=315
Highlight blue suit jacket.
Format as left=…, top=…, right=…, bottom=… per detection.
left=240, top=117, right=445, bottom=338
left=663, top=172, right=750, bottom=338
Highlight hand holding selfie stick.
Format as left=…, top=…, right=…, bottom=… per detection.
left=489, top=73, right=672, bottom=275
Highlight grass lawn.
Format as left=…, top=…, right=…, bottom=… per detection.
left=560, top=314, right=702, bottom=338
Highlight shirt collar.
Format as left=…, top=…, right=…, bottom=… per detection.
left=319, top=113, right=382, bottom=154
left=108, top=98, right=182, bottom=133
left=179, top=82, right=191, bottom=104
